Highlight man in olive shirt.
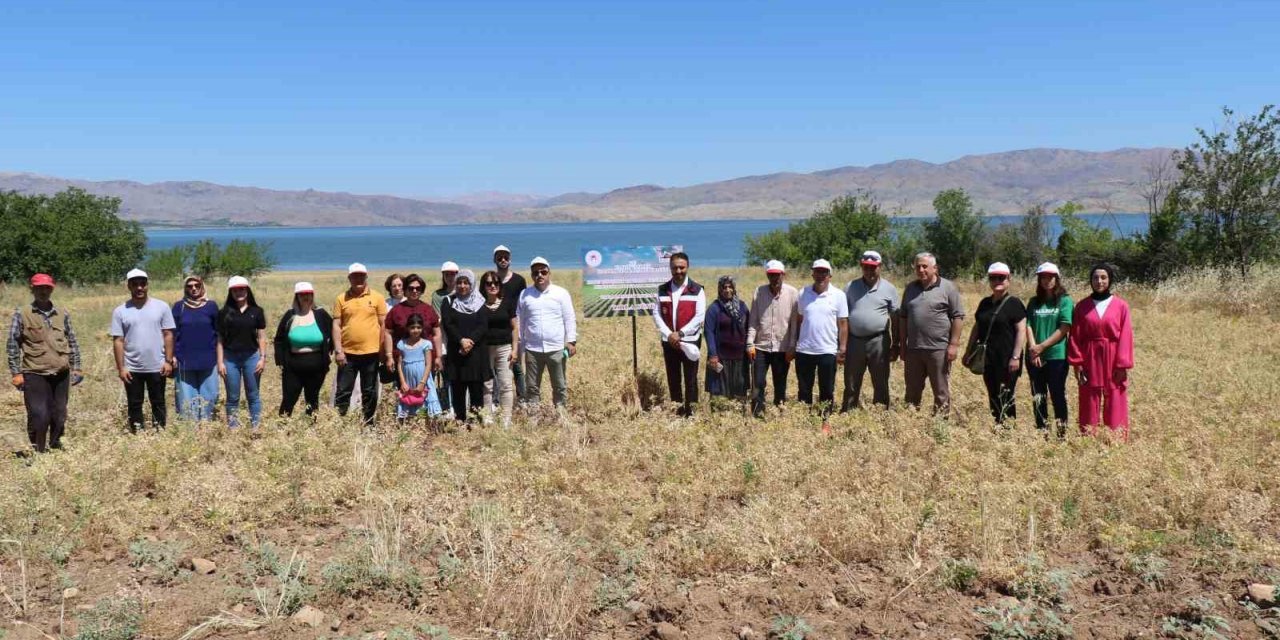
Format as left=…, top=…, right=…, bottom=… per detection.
left=843, top=250, right=899, bottom=410
left=897, top=252, right=965, bottom=414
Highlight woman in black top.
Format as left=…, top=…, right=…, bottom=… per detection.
left=478, top=270, right=519, bottom=425
left=963, top=263, right=1027, bottom=424
left=217, top=276, right=268, bottom=428
left=273, top=282, right=335, bottom=417
left=440, top=269, right=491, bottom=423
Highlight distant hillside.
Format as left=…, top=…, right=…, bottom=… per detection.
left=523, top=147, right=1178, bottom=221
left=1, top=147, right=1178, bottom=227
left=0, top=173, right=479, bottom=226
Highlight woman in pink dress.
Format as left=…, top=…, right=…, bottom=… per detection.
left=1066, top=263, right=1134, bottom=439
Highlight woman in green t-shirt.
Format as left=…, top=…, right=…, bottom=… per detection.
left=1024, top=262, right=1073, bottom=436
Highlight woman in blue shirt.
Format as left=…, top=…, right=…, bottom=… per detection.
left=171, top=275, right=220, bottom=422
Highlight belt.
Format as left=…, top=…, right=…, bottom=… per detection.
left=852, top=330, right=886, bottom=340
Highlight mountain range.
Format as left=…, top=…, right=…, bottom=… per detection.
left=0, top=147, right=1176, bottom=226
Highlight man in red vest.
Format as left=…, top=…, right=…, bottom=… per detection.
left=653, top=252, right=706, bottom=417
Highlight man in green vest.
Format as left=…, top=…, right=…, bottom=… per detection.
left=7, top=273, right=83, bottom=452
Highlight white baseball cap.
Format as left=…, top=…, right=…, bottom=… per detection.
left=530, top=256, right=550, bottom=268
left=765, top=259, right=786, bottom=274
left=1035, top=262, right=1060, bottom=275
left=860, top=250, right=883, bottom=266
left=811, top=258, right=833, bottom=272
left=987, top=262, right=1011, bottom=276
left=347, top=262, right=367, bottom=275
left=294, top=281, right=315, bottom=294
left=493, top=245, right=511, bottom=255
left=440, top=261, right=459, bottom=273
left=227, top=275, right=250, bottom=290
left=126, top=268, right=148, bottom=281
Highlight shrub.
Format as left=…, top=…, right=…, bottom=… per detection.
left=321, top=529, right=424, bottom=606
left=977, top=599, right=1072, bottom=640
left=74, top=597, right=144, bottom=640
left=1160, top=597, right=1231, bottom=639
left=127, top=538, right=189, bottom=584
left=940, top=557, right=981, bottom=593
left=769, top=614, right=813, bottom=640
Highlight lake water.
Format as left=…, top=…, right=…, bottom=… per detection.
left=146, top=214, right=1149, bottom=271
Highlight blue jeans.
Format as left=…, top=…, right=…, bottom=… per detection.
left=175, top=367, right=219, bottom=422
left=223, top=350, right=262, bottom=428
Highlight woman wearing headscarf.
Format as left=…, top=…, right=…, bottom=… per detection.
left=440, top=269, right=491, bottom=423
left=1067, top=263, right=1134, bottom=440
left=704, top=275, right=750, bottom=399
left=171, top=275, right=220, bottom=421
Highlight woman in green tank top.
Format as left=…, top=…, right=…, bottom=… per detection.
left=273, top=282, right=334, bottom=417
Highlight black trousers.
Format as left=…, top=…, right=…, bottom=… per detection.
left=124, top=371, right=167, bottom=432
left=795, top=352, right=837, bottom=416
left=24, top=370, right=69, bottom=451
left=1027, top=359, right=1069, bottom=433
left=335, top=353, right=380, bottom=425
left=449, top=378, right=486, bottom=422
left=280, top=351, right=329, bottom=417
left=751, top=350, right=790, bottom=416
left=983, top=365, right=1022, bottom=424
left=661, top=342, right=699, bottom=416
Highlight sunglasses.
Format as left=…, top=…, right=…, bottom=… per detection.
left=988, top=275, right=1009, bottom=282
left=185, top=283, right=202, bottom=288
left=483, top=281, right=500, bottom=287
left=532, top=268, right=549, bottom=275
left=406, top=285, right=423, bottom=291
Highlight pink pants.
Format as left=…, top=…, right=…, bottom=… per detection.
left=1078, top=385, right=1128, bottom=440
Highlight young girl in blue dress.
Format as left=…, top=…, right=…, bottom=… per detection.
left=396, top=314, right=442, bottom=420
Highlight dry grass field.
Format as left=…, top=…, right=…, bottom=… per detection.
left=1, top=266, right=1279, bottom=639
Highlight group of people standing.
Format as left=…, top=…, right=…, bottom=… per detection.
left=654, top=251, right=1135, bottom=439
left=6, top=246, right=579, bottom=452
left=6, top=246, right=1135, bottom=454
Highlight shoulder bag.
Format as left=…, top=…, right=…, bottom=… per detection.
left=963, top=295, right=1009, bottom=375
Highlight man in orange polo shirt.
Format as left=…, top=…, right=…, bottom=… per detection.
left=333, top=263, right=391, bottom=425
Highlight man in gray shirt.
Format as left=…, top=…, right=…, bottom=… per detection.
left=897, top=252, right=965, bottom=414
left=109, top=268, right=175, bottom=432
left=842, top=250, right=899, bottom=410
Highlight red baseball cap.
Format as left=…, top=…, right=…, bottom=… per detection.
left=30, top=274, right=55, bottom=288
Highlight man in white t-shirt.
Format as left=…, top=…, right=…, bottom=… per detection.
left=789, top=259, right=848, bottom=417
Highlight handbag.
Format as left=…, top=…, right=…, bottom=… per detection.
left=378, top=362, right=397, bottom=384
left=399, top=389, right=425, bottom=407
left=963, top=295, right=1009, bottom=375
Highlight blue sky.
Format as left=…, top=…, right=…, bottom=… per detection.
left=1, top=0, right=1276, bottom=196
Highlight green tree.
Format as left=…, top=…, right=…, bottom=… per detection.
left=190, top=239, right=222, bottom=280
left=220, top=239, right=277, bottom=277
left=0, top=188, right=146, bottom=284
left=744, top=192, right=891, bottom=269
left=1170, top=104, right=1280, bottom=277
left=924, top=189, right=985, bottom=277
left=142, top=245, right=192, bottom=282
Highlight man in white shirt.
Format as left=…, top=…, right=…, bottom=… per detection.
left=789, top=259, right=848, bottom=418
left=517, top=257, right=577, bottom=408
left=653, top=252, right=706, bottom=417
